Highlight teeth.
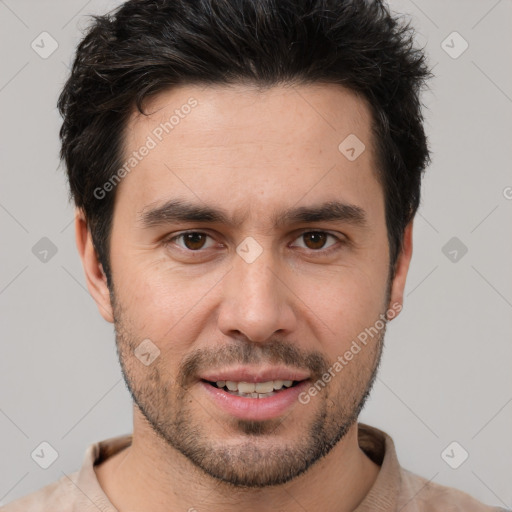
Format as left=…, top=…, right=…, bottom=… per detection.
left=215, top=379, right=297, bottom=393
left=254, top=381, right=274, bottom=393
left=226, top=381, right=238, bottom=391
left=238, top=382, right=255, bottom=393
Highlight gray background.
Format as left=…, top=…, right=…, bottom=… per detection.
left=1, top=0, right=511, bottom=508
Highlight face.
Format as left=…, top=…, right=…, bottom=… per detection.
left=83, top=83, right=411, bottom=487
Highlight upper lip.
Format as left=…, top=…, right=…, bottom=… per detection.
left=199, top=366, right=310, bottom=383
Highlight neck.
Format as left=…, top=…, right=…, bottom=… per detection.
left=95, top=411, right=380, bottom=512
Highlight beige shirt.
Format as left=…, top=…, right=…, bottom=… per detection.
left=2, top=423, right=507, bottom=512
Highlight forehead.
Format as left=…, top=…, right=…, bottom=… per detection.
left=128, top=82, right=373, bottom=151
left=116, top=83, right=382, bottom=227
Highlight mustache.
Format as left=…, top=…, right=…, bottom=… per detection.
left=177, top=339, right=329, bottom=388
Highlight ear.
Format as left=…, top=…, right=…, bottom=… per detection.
left=387, top=219, right=414, bottom=319
left=74, top=207, right=114, bottom=323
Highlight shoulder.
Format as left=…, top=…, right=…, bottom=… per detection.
left=1, top=472, right=78, bottom=511
left=1, top=434, right=130, bottom=512
left=398, top=467, right=508, bottom=512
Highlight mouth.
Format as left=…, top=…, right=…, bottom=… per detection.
left=199, top=376, right=311, bottom=421
left=198, top=366, right=311, bottom=419
left=201, top=378, right=304, bottom=399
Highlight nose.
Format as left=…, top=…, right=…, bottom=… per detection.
left=217, top=246, right=297, bottom=343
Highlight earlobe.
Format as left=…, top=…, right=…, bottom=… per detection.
left=387, top=219, right=414, bottom=319
left=74, top=208, right=114, bottom=323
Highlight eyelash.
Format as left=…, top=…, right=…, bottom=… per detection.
left=163, top=230, right=345, bottom=255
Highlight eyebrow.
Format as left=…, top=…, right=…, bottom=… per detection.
left=137, top=198, right=368, bottom=230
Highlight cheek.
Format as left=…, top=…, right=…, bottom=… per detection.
left=114, top=259, right=223, bottom=346
left=293, top=265, right=387, bottom=352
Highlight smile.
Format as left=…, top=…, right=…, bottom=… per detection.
left=203, top=379, right=299, bottom=398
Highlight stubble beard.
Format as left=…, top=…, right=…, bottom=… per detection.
left=110, top=283, right=389, bottom=488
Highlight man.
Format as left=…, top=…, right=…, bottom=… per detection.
left=3, top=0, right=506, bottom=511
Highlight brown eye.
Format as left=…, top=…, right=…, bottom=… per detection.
left=303, top=232, right=328, bottom=249
left=182, top=232, right=207, bottom=250
left=291, top=231, right=340, bottom=251
left=169, top=232, right=215, bottom=251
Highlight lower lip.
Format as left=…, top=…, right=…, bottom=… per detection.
left=200, top=380, right=310, bottom=421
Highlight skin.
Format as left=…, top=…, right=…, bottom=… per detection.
left=76, top=83, right=414, bottom=512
